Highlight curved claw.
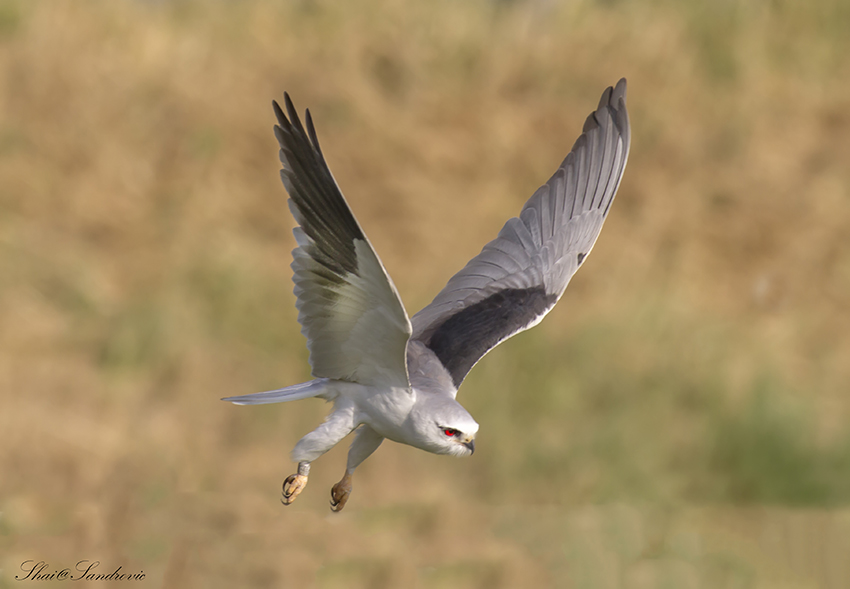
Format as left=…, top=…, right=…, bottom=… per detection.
left=330, top=473, right=353, bottom=512
left=281, top=473, right=308, bottom=505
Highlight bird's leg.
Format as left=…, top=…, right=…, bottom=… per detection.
left=282, top=461, right=310, bottom=505
left=330, top=470, right=353, bottom=512
left=281, top=403, right=357, bottom=506
left=330, top=425, right=383, bottom=512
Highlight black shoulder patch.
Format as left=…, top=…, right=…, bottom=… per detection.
left=577, top=252, right=586, bottom=265
left=423, top=287, right=556, bottom=387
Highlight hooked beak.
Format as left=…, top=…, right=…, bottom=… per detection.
left=463, top=438, right=475, bottom=454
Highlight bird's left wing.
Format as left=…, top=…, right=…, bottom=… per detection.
left=411, top=79, right=630, bottom=391
left=274, top=95, right=412, bottom=388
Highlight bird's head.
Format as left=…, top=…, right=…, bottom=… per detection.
left=411, top=395, right=479, bottom=456
left=434, top=422, right=478, bottom=456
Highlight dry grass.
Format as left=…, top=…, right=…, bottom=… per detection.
left=2, top=0, right=850, bottom=586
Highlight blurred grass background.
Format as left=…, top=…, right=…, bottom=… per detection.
left=2, top=0, right=850, bottom=587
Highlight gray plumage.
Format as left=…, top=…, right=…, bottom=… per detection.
left=224, top=79, right=631, bottom=510
left=273, top=95, right=412, bottom=389
left=411, top=80, right=630, bottom=389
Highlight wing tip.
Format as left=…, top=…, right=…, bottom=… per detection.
left=595, top=78, right=627, bottom=111
left=273, top=98, right=286, bottom=124
left=610, top=78, right=631, bottom=157
left=305, top=108, right=323, bottom=158
left=613, top=78, right=627, bottom=104
left=274, top=93, right=323, bottom=159
left=283, top=91, right=297, bottom=121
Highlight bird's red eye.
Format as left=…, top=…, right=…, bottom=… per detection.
left=444, top=428, right=456, bottom=437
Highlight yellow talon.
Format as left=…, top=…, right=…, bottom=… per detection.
left=281, top=473, right=308, bottom=505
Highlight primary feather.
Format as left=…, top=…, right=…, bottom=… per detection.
left=273, top=95, right=412, bottom=389
left=410, top=79, right=630, bottom=389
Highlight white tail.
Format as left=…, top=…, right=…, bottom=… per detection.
left=222, top=379, right=331, bottom=405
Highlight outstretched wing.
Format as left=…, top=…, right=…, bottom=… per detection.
left=274, top=95, right=412, bottom=388
left=411, top=79, right=630, bottom=390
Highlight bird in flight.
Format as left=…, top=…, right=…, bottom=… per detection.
left=224, top=79, right=630, bottom=511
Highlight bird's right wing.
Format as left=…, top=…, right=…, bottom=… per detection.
left=411, top=79, right=630, bottom=391
left=274, top=95, right=412, bottom=389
